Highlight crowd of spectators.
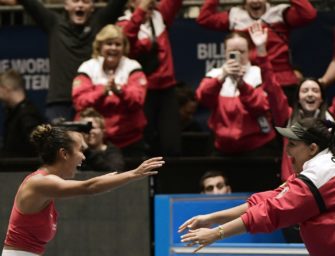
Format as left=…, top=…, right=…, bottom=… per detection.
left=1, top=0, right=335, bottom=183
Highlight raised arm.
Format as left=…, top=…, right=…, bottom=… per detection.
left=249, top=22, right=290, bottom=126
left=284, top=0, right=317, bottom=26
left=157, top=0, right=183, bottom=27
left=17, top=0, right=57, bottom=31
left=29, top=157, right=164, bottom=199
left=197, top=0, right=230, bottom=31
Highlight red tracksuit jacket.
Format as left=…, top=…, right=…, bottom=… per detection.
left=197, top=0, right=316, bottom=86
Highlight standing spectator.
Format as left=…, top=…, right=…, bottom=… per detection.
left=1, top=123, right=164, bottom=256
left=72, top=24, right=148, bottom=157
left=197, top=0, right=316, bottom=105
left=2, top=0, right=127, bottom=122
left=196, top=26, right=283, bottom=156
left=200, top=170, right=231, bottom=195
left=0, top=69, right=45, bottom=157
left=78, top=107, right=125, bottom=172
left=117, top=0, right=183, bottom=156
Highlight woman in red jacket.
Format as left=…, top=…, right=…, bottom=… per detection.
left=179, top=117, right=335, bottom=256
left=196, top=23, right=284, bottom=156
left=72, top=24, right=148, bottom=157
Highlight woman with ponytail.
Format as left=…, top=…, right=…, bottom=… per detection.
left=2, top=124, right=164, bottom=256
left=179, top=117, right=335, bottom=256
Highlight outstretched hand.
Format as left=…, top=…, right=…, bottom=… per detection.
left=178, top=215, right=212, bottom=234
left=248, top=21, right=268, bottom=48
left=133, top=157, right=164, bottom=178
left=181, top=227, right=219, bottom=253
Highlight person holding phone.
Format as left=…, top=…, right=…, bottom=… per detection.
left=197, top=0, right=317, bottom=106
left=195, top=23, right=287, bottom=156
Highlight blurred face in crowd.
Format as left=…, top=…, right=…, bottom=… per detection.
left=225, top=36, right=249, bottom=66
left=100, top=37, right=124, bottom=70
left=202, top=176, right=231, bottom=195
left=180, top=100, right=197, bottom=123
left=244, top=0, right=267, bottom=19
left=64, top=0, right=94, bottom=25
left=81, top=117, right=104, bottom=150
left=299, top=80, right=323, bottom=113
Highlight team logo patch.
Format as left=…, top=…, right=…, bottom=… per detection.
left=276, top=186, right=289, bottom=199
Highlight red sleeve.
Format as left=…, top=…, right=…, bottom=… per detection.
left=117, top=70, right=147, bottom=110
left=197, top=0, right=230, bottom=31
left=117, top=8, right=148, bottom=57
left=241, top=178, right=320, bottom=233
left=238, top=82, right=269, bottom=114
left=284, top=0, right=317, bottom=27
left=257, top=56, right=291, bottom=126
left=247, top=175, right=296, bottom=206
left=195, top=77, right=221, bottom=108
left=157, top=0, right=183, bottom=27
left=72, top=74, right=106, bottom=112
left=328, top=97, right=335, bottom=117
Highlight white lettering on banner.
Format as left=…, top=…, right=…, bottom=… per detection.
left=0, top=59, right=10, bottom=72
left=197, top=43, right=225, bottom=60
left=0, top=58, right=49, bottom=91
left=10, top=58, right=49, bottom=73
left=24, top=75, right=49, bottom=90
left=197, top=43, right=225, bottom=73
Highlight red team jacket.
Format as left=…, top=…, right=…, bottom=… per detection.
left=117, top=0, right=183, bottom=90
left=72, top=56, right=147, bottom=148
left=241, top=149, right=335, bottom=256
left=196, top=57, right=282, bottom=154
left=197, top=0, right=316, bottom=87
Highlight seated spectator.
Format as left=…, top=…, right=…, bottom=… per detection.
left=197, top=0, right=317, bottom=106
left=176, top=82, right=203, bottom=132
left=196, top=25, right=283, bottom=157
left=0, top=69, right=45, bottom=157
left=72, top=24, right=148, bottom=157
left=200, top=170, right=231, bottom=195
left=78, top=107, right=125, bottom=172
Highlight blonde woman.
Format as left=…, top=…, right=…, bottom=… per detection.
left=72, top=24, right=148, bottom=157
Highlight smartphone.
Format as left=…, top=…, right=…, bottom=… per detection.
left=228, top=51, right=241, bottom=63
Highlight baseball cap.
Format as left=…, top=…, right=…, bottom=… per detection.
left=275, top=122, right=306, bottom=141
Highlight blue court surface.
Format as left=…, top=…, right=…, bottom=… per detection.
left=154, top=194, right=308, bottom=256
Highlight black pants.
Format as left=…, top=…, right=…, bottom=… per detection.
left=144, top=87, right=181, bottom=156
